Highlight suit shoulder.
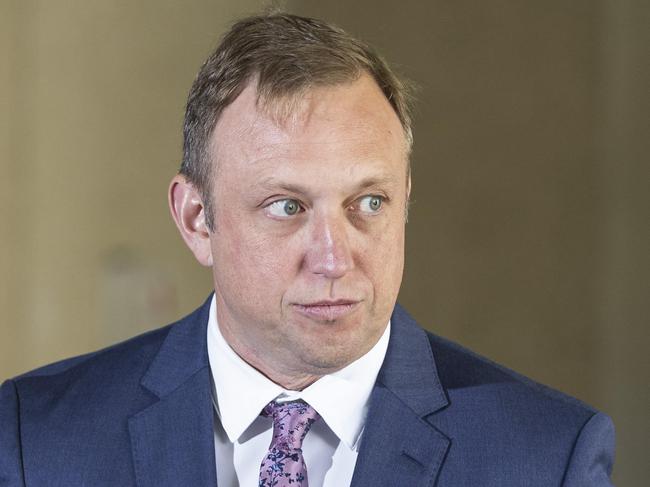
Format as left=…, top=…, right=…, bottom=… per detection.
left=411, top=327, right=615, bottom=484
left=11, top=297, right=211, bottom=388
left=13, top=323, right=172, bottom=383
left=425, top=330, right=598, bottom=419
left=1, top=324, right=173, bottom=434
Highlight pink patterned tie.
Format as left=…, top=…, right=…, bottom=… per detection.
left=259, top=400, right=320, bottom=487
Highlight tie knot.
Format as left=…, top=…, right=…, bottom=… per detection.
left=262, top=400, right=320, bottom=451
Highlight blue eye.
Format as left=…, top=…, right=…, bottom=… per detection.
left=267, top=199, right=302, bottom=217
left=358, top=195, right=383, bottom=213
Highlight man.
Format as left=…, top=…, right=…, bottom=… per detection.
left=0, top=13, right=614, bottom=487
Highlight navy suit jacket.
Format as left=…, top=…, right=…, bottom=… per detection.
left=1, top=297, right=614, bottom=486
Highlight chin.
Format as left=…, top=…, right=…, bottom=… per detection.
left=298, top=331, right=376, bottom=370
left=301, top=350, right=358, bottom=373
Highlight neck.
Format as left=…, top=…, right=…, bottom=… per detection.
left=231, top=343, right=323, bottom=391
left=218, top=323, right=327, bottom=391
left=261, top=370, right=321, bottom=391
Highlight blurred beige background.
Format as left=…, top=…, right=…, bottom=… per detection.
left=1, top=1, right=647, bottom=484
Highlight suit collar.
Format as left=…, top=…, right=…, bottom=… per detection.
left=129, top=295, right=217, bottom=487
left=139, top=294, right=212, bottom=398
left=351, top=304, right=450, bottom=487
left=138, top=297, right=446, bottom=414
left=377, top=303, right=448, bottom=416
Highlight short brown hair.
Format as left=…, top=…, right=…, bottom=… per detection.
left=180, top=13, right=413, bottom=229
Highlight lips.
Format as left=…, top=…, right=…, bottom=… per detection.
left=292, top=299, right=360, bottom=322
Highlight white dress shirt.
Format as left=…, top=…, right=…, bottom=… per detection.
left=206, top=295, right=390, bottom=487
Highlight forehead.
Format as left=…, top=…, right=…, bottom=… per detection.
left=210, top=74, right=407, bottom=182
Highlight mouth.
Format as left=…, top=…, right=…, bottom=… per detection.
left=292, top=299, right=361, bottom=322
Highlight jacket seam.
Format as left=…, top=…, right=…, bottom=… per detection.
left=559, top=410, right=597, bottom=486
left=9, top=379, right=27, bottom=486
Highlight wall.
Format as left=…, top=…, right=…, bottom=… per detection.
left=287, top=2, right=648, bottom=484
left=0, top=0, right=265, bottom=372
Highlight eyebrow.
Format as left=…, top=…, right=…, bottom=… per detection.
left=257, top=175, right=398, bottom=195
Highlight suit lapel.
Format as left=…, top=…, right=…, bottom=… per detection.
left=128, top=298, right=218, bottom=487
left=351, top=305, right=451, bottom=487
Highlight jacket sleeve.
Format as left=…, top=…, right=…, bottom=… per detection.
left=0, top=380, right=25, bottom=486
left=562, top=411, right=615, bottom=486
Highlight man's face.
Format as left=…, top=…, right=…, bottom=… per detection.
left=208, top=74, right=410, bottom=384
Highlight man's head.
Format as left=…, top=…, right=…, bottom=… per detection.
left=169, top=13, right=413, bottom=389
left=179, top=13, right=412, bottom=230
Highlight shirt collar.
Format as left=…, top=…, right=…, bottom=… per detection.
left=207, top=295, right=390, bottom=450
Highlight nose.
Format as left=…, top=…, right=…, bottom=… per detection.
left=304, top=210, right=354, bottom=279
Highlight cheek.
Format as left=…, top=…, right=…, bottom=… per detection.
left=361, top=219, right=405, bottom=296
left=213, top=214, right=298, bottom=294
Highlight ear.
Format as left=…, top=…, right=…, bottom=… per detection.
left=406, top=169, right=412, bottom=201
left=405, top=167, right=412, bottom=222
left=168, top=174, right=213, bottom=266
